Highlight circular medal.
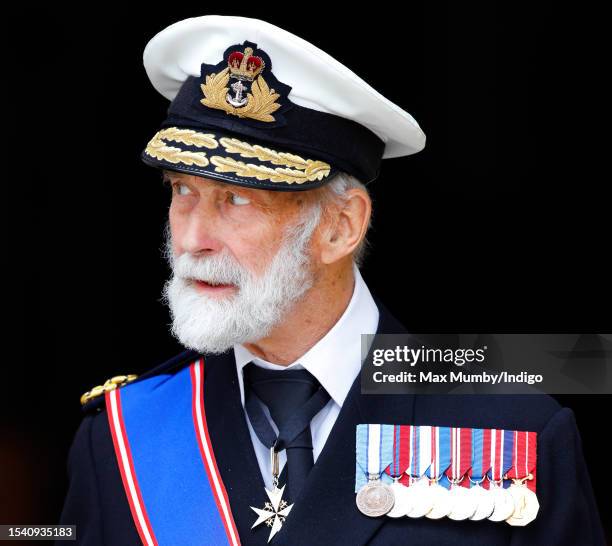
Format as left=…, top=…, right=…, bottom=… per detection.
left=447, top=485, right=477, bottom=520
left=356, top=480, right=395, bottom=517
left=506, top=484, right=540, bottom=526
left=386, top=481, right=413, bottom=518
left=468, top=484, right=495, bottom=521
left=488, top=485, right=516, bottom=521
left=407, top=478, right=434, bottom=518
left=425, top=483, right=453, bottom=519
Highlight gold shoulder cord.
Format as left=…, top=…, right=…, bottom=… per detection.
left=80, top=374, right=139, bottom=406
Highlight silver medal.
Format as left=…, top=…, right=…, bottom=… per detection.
left=447, top=484, right=478, bottom=520
left=386, top=480, right=413, bottom=518
left=468, top=484, right=495, bottom=521
left=488, top=483, right=516, bottom=521
left=356, top=424, right=396, bottom=517
left=407, top=477, right=434, bottom=518
left=425, top=482, right=453, bottom=519
left=506, top=482, right=540, bottom=526
left=356, top=479, right=395, bottom=517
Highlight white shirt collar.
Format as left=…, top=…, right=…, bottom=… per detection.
left=234, top=262, right=379, bottom=408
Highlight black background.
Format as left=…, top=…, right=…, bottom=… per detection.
left=4, top=3, right=609, bottom=541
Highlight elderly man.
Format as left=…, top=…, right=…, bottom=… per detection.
left=59, top=15, right=604, bottom=546
left=160, top=166, right=371, bottom=362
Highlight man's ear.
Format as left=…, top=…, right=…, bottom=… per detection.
left=320, top=189, right=371, bottom=265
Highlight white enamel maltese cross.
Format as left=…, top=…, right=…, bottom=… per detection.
left=250, top=485, right=294, bottom=542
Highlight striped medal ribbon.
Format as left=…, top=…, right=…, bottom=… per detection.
left=446, top=427, right=477, bottom=520
left=506, top=430, right=539, bottom=526
left=355, top=424, right=395, bottom=517
left=423, top=426, right=453, bottom=520
left=468, top=428, right=495, bottom=520
left=487, top=429, right=516, bottom=522
left=384, top=425, right=415, bottom=517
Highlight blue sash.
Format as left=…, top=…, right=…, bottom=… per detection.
left=105, top=358, right=241, bottom=545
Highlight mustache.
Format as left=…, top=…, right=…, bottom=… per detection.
left=175, top=254, right=247, bottom=285
left=165, top=240, right=248, bottom=286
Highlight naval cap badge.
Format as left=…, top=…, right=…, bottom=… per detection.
left=200, top=41, right=287, bottom=123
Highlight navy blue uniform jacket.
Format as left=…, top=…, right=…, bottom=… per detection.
left=58, top=298, right=605, bottom=545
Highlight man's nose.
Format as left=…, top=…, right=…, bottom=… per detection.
left=180, top=204, right=224, bottom=256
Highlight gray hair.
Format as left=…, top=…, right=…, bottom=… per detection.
left=303, top=171, right=373, bottom=269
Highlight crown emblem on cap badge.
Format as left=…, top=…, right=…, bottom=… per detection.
left=228, top=48, right=265, bottom=80
left=201, top=46, right=282, bottom=122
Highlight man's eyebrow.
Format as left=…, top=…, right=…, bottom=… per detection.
left=161, top=170, right=184, bottom=179
left=160, top=171, right=251, bottom=192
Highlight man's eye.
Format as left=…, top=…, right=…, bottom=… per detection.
left=229, top=192, right=251, bottom=206
left=173, top=183, right=192, bottom=196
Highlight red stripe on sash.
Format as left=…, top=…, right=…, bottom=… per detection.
left=106, top=389, right=158, bottom=546
left=190, top=359, right=241, bottom=546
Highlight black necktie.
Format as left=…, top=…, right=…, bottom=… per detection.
left=243, top=362, right=330, bottom=501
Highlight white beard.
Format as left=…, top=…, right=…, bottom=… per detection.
left=162, top=208, right=320, bottom=354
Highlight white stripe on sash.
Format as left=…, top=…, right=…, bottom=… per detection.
left=108, top=388, right=157, bottom=546
left=191, top=359, right=240, bottom=546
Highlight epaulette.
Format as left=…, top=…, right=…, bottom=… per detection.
left=79, top=349, right=200, bottom=413
left=80, top=374, right=139, bottom=412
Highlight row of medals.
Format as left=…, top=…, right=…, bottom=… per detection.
left=356, top=473, right=539, bottom=526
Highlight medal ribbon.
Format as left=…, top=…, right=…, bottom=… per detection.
left=471, top=428, right=492, bottom=490
left=406, top=425, right=432, bottom=480
left=384, top=425, right=410, bottom=479
left=355, top=424, right=394, bottom=491
left=487, top=429, right=514, bottom=487
left=418, top=425, right=433, bottom=481
left=424, top=426, right=451, bottom=486
left=445, top=427, right=473, bottom=488
left=506, top=430, right=538, bottom=492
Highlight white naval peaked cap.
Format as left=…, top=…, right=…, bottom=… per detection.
left=142, top=15, right=426, bottom=160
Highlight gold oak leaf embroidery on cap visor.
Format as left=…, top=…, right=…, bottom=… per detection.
left=145, top=128, right=218, bottom=166
left=144, top=128, right=332, bottom=185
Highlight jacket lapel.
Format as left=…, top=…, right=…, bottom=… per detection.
left=274, top=298, right=414, bottom=546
